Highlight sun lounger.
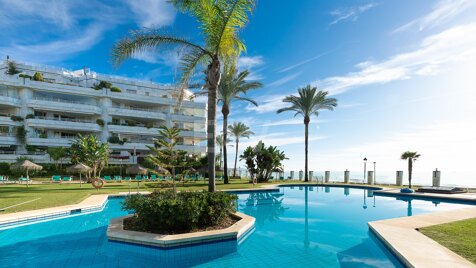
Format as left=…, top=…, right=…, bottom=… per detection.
left=0, top=176, right=8, bottom=183
left=142, top=175, right=149, bottom=180
left=52, top=175, right=61, bottom=182
left=62, top=176, right=72, bottom=182
left=150, top=175, right=158, bottom=181
left=135, top=175, right=142, bottom=181
left=103, top=176, right=112, bottom=181
left=18, top=177, right=30, bottom=183
left=416, top=186, right=467, bottom=194
left=124, top=176, right=131, bottom=181
left=114, top=175, right=122, bottom=181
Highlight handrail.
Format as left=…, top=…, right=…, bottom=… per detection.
left=29, top=116, right=94, bottom=124
left=33, top=96, right=96, bottom=106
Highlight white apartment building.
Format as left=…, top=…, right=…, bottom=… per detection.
left=0, top=60, right=207, bottom=164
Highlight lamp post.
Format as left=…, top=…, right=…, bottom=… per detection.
left=373, top=162, right=376, bottom=184
left=363, top=157, right=367, bottom=183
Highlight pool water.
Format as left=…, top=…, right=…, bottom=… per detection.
left=0, top=186, right=473, bottom=267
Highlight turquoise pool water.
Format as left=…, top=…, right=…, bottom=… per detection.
left=0, top=186, right=473, bottom=267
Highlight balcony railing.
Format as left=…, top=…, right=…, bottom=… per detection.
left=33, top=96, right=96, bottom=106
left=31, top=116, right=94, bottom=124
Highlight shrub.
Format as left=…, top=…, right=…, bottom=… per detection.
left=0, top=163, right=11, bottom=176
left=19, top=74, right=32, bottom=79
left=108, top=135, right=125, bottom=145
left=122, top=190, right=238, bottom=234
left=39, top=133, right=48, bottom=138
left=145, top=122, right=154, bottom=129
left=110, top=86, right=122, bottom=92
left=5, top=61, right=20, bottom=75
left=93, top=80, right=112, bottom=90
left=32, top=72, right=44, bottom=82
left=96, top=119, right=105, bottom=127
left=127, top=121, right=136, bottom=127
left=15, top=126, right=26, bottom=143
left=25, top=114, right=34, bottom=119
left=10, top=115, right=24, bottom=122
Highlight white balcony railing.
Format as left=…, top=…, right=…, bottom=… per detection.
left=0, top=116, right=22, bottom=126
left=108, top=107, right=167, bottom=120
left=29, top=98, right=102, bottom=115
left=26, top=117, right=102, bottom=132
left=0, top=93, right=21, bottom=107
left=176, top=144, right=206, bottom=153
left=0, top=135, right=17, bottom=145
left=26, top=137, right=74, bottom=147
left=179, top=130, right=207, bottom=139
left=171, top=114, right=206, bottom=123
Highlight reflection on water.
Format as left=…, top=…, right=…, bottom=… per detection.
left=239, top=191, right=288, bottom=226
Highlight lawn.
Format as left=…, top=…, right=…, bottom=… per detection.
left=419, top=218, right=476, bottom=264
left=0, top=179, right=291, bottom=214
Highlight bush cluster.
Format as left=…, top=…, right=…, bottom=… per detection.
left=110, top=86, right=122, bottom=92
left=122, top=190, right=238, bottom=234
left=33, top=72, right=44, bottom=82
left=96, top=118, right=105, bottom=127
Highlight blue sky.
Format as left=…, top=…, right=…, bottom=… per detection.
left=1, top=0, right=476, bottom=179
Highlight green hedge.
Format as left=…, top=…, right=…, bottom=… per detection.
left=122, top=190, right=238, bottom=234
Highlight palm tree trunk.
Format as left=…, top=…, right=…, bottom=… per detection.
left=408, top=158, right=413, bottom=188
left=222, top=107, right=229, bottom=184
left=206, top=56, right=221, bottom=192
left=304, top=119, right=309, bottom=182
left=233, top=139, right=239, bottom=177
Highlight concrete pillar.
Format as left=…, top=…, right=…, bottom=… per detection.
left=396, top=171, right=403, bottom=186
left=325, top=171, right=330, bottom=183
left=367, top=171, right=374, bottom=185
left=308, top=171, right=313, bottom=182
left=325, top=186, right=330, bottom=193
left=290, top=171, right=295, bottom=180
left=344, top=170, right=350, bottom=183
left=432, top=169, right=441, bottom=187
left=17, top=88, right=33, bottom=153
left=299, top=170, right=303, bottom=181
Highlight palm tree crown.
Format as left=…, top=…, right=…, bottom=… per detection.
left=400, top=151, right=421, bottom=188
left=277, top=85, right=337, bottom=123
left=228, top=122, right=254, bottom=177
left=112, top=0, right=256, bottom=192
left=277, top=85, right=337, bottom=182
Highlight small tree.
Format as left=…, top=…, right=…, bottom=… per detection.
left=69, top=134, right=109, bottom=179
left=32, top=72, right=44, bottom=82
left=47, top=147, right=67, bottom=168
left=228, top=122, right=254, bottom=178
left=401, top=151, right=421, bottom=188
left=240, top=141, right=287, bottom=182
left=146, top=126, right=187, bottom=195
left=6, top=61, right=20, bottom=75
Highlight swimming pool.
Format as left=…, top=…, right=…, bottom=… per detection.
left=0, top=186, right=473, bottom=267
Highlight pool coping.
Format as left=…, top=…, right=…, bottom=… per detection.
left=106, top=212, right=255, bottom=248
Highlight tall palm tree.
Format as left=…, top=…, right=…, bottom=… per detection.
left=277, top=85, right=337, bottom=182
left=111, top=0, right=256, bottom=192
left=228, top=122, right=254, bottom=177
left=400, top=151, right=421, bottom=188
left=219, top=64, right=262, bottom=183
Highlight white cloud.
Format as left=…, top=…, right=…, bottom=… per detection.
left=279, top=51, right=331, bottom=73
left=393, top=0, right=475, bottom=33
left=330, top=3, right=377, bottom=25
left=246, top=94, right=287, bottom=113
left=237, top=56, right=264, bottom=69
left=268, top=72, right=301, bottom=87
left=315, top=22, right=476, bottom=95
left=124, top=0, right=176, bottom=28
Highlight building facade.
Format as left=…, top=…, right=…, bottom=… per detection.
left=0, top=60, right=207, bottom=164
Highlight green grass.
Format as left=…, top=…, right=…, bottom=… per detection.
left=419, top=218, right=476, bottom=264
left=0, top=179, right=296, bottom=213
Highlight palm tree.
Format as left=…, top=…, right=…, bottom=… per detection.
left=219, top=64, right=262, bottom=183
left=228, top=122, right=254, bottom=178
left=69, top=134, right=109, bottom=179
left=111, top=0, right=256, bottom=192
left=216, top=134, right=231, bottom=169
left=146, top=126, right=187, bottom=195
left=400, top=151, right=421, bottom=188
left=277, top=85, right=337, bottom=182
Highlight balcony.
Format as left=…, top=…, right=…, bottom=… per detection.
left=179, top=130, right=207, bottom=139
left=0, top=75, right=103, bottom=97
left=0, top=152, right=50, bottom=163
left=27, top=137, right=74, bottom=147
left=0, top=92, right=21, bottom=107
left=108, top=142, right=151, bottom=151
left=109, top=92, right=175, bottom=106
left=0, top=134, right=17, bottom=145
left=108, top=107, right=167, bottom=120
left=26, top=117, right=102, bottom=132
left=29, top=97, right=102, bottom=115
left=108, top=124, right=159, bottom=135
left=171, top=114, right=206, bottom=123
left=0, top=116, right=22, bottom=126
left=176, top=144, right=206, bottom=153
